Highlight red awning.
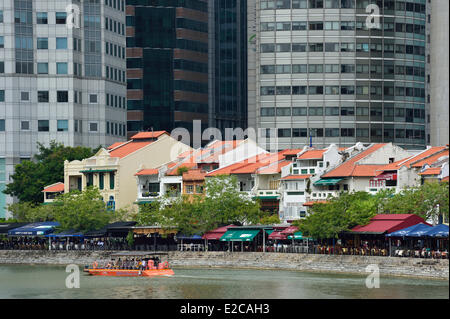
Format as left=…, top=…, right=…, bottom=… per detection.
left=202, top=225, right=235, bottom=240
left=351, top=214, right=430, bottom=234
left=268, top=231, right=287, bottom=240
left=373, top=172, right=397, bottom=181
left=280, top=226, right=299, bottom=235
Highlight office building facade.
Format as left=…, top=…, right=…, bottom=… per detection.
left=126, top=0, right=209, bottom=139
left=247, top=0, right=429, bottom=151
left=429, top=0, right=449, bottom=146
left=0, top=0, right=127, bottom=218
left=208, top=0, right=248, bottom=135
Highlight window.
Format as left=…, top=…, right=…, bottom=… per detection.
left=57, top=62, right=68, bottom=74
left=37, top=91, right=49, bottom=103
left=57, top=91, right=68, bottom=102
left=0, top=10, right=3, bottom=23
left=37, top=12, right=48, bottom=24
left=21, top=121, right=30, bottom=130
left=57, top=120, right=68, bottom=132
left=0, top=90, right=4, bottom=102
left=56, top=38, right=67, bottom=49
left=21, top=92, right=29, bottom=101
left=0, top=61, right=4, bottom=73
left=89, top=122, right=98, bottom=132
left=37, top=63, right=48, bottom=74
left=0, top=119, right=4, bottom=131
left=56, top=12, right=67, bottom=24
left=89, top=94, right=97, bottom=103
left=186, top=185, right=194, bottom=194
left=0, top=36, right=4, bottom=48
left=38, top=120, right=49, bottom=132
left=37, top=38, right=48, bottom=49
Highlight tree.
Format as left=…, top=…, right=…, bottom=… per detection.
left=49, top=187, right=116, bottom=233
left=3, top=141, right=97, bottom=204
left=295, top=192, right=378, bottom=239
left=137, top=175, right=265, bottom=235
left=380, top=181, right=449, bottom=223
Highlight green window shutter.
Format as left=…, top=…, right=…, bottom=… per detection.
left=99, top=173, right=104, bottom=190
left=110, top=172, right=115, bottom=189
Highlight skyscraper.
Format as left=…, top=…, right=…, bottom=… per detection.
left=247, top=0, right=429, bottom=151
left=429, top=0, right=449, bottom=146
left=0, top=0, right=127, bottom=218
left=209, top=0, right=248, bottom=135
left=126, top=0, right=209, bottom=139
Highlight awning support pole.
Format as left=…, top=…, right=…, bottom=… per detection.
left=263, top=229, right=265, bottom=253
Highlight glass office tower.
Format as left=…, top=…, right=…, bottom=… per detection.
left=248, top=0, right=429, bottom=150
left=209, top=0, right=248, bottom=135
left=126, top=0, right=209, bottom=139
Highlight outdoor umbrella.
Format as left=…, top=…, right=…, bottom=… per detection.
left=423, top=224, right=449, bottom=238
left=386, top=223, right=432, bottom=237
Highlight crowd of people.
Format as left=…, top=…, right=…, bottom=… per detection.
left=89, top=257, right=168, bottom=271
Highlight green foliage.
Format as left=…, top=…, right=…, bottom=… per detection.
left=7, top=188, right=116, bottom=233
left=176, top=166, right=190, bottom=176
left=297, top=192, right=378, bottom=239
left=137, top=175, right=265, bottom=235
left=259, top=212, right=281, bottom=225
left=3, top=141, right=97, bottom=204
left=126, top=231, right=135, bottom=247
left=297, top=181, right=449, bottom=239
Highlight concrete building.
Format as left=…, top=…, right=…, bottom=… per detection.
left=429, top=0, right=449, bottom=146
left=64, top=131, right=191, bottom=212
left=0, top=0, right=127, bottom=218
left=247, top=0, right=430, bottom=151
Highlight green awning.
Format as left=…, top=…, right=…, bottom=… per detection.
left=287, top=231, right=313, bottom=240
left=80, top=169, right=117, bottom=173
left=314, top=178, right=343, bottom=186
left=264, top=229, right=274, bottom=235
left=220, top=229, right=260, bottom=242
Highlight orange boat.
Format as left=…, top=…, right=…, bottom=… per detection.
left=86, top=252, right=174, bottom=277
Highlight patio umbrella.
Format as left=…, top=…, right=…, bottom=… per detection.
left=386, top=223, right=432, bottom=237
left=423, top=224, right=449, bottom=238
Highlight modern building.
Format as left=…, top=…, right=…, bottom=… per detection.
left=64, top=131, right=191, bottom=212
left=125, top=0, right=209, bottom=139
left=208, top=0, right=248, bottom=134
left=429, top=0, right=449, bottom=146
left=0, top=0, right=127, bottom=218
left=247, top=0, right=430, bottom=151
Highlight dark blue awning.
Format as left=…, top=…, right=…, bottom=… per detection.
left=8, top=222, right=60, bottom=236
left=45, top=230, right=84, bottom=238
left=386, top=223, right=432, bottom=238
left=176, top=234, right=203, bottom=240
left=423, top=224, right=449, bottom=238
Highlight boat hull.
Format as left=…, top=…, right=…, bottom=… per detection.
left=88, top=269, right=174, bottom=277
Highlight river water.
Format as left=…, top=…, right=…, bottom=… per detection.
left=0, top=264, right=448, bottom=299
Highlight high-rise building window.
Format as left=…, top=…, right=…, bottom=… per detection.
left=37, top=63, right=48, bottom=74
left=38, top=120, right=50, bottom=132
left=37, top=38, right=48, bottom=49
left=38, top=91, right=49, bottom=103
left=56, top=12, right=67, bottom=24
left=57, top=62, right=68, bottom=74
left=57, top=120, right=69, bottom=132
left=0, top=119, right=5, bottom=131
left=57, top=91, right=68, bottom=102
left=56, top=37, right=68, bottom=49
left=37, top=12, right=48, bottom=24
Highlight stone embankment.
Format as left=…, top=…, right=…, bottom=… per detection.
left=0, top=250, right=448, bottom=280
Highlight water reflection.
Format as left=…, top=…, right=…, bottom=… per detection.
left=0, top=265, right=447, bottom=299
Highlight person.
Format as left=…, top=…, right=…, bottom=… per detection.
left=142, top=259, right=146, bottom=271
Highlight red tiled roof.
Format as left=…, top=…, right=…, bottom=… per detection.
left=257, top=160, right=291, bottom=174
left=411, top=150, right=449, bottom=168
left=107, top=142, right=127, bottom=150
left=205, top=153, right=277, bottom=176
left=182, top=169, right=206, bottom=181
left=351, top=214, right=430, bottom=234
left=297, top=149, right=327, bottom=160
left=131, top=131, right=168, bottom=140
left=280, top=175, right=311, bottom=181
left=109, top=141, right=153, bottom=159
left=282, top=149, right=303, bottom=156
left=42, top=182, right=64, bottom=193
left=322, top=144, right=387, bottom=178
left=419, top=167, right=442, bottom=176
left=135, top=169, right=159, bottom=176
left=303, top=200, right=329, bottom=207
left=166, top=162, right=198, bottom=176
left=352, top=165, right=387, bottom=177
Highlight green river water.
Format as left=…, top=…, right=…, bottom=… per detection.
left=0, top=264, right=448, bottom=299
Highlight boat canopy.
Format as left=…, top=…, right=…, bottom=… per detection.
left=110, top=252, right=169, bottom=258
